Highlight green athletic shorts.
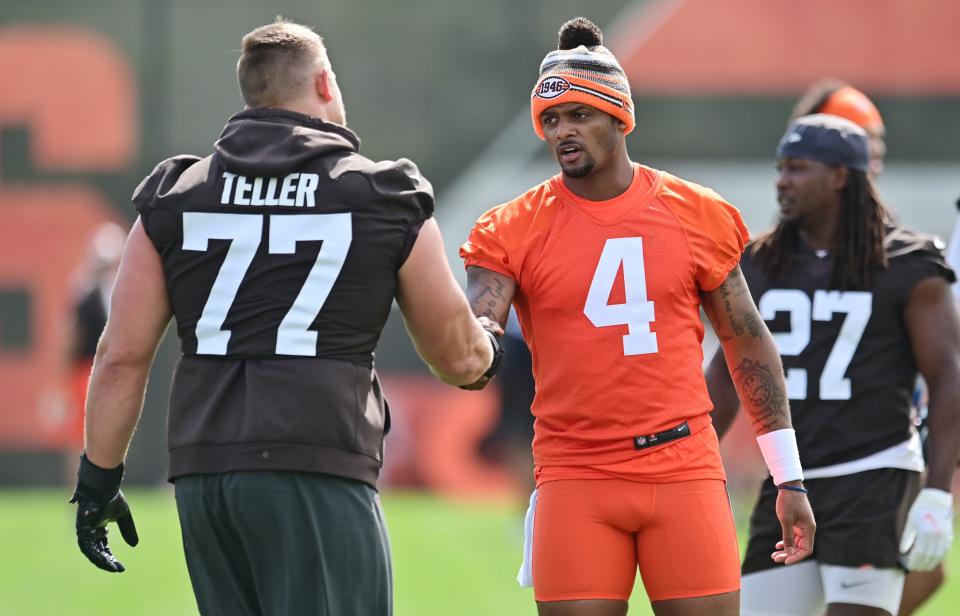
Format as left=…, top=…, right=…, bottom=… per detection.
left=174, top=471, right=392, bottom=616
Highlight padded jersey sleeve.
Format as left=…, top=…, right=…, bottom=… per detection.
left=131, top=155, right=203, bottom=248
left=376, top=159, right=434, bottom=266
left=703, top=197, right=750, bottom=290
left=460, top=204, right=517, bottom=279
left=662, top=176, right=749, bottom=291
left=460, top=182, right=557, bottom=281
left=131, top=156, right=203, bottom=214
left=910, top=240, right=956, bottom=284
left=887, top=228, right=957, bottom=303
left=334, top=157, right=435, bottom=268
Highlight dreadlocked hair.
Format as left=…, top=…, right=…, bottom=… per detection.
left=751, top=170, right=891, bottom=290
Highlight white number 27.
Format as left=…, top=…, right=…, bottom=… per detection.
left=758, top=289, right=872, bottom=400
left=583, top=237, right=658, bottom=356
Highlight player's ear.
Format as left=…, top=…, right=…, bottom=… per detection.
left=831, top=166, right=849, bottom=191
left=314, top=68, right=334, bottom=103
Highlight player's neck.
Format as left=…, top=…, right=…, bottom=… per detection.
left=562, top=155, right=634, bottom=201
left=797, top=213, right=839, bottom=252
left=262, top=98, right=342, bottom=126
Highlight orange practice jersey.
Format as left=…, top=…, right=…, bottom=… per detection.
left=461, top=164, right=748, bottom=482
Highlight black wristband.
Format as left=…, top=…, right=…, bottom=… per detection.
left=777, top=484, right=808, bottom=494
left=482, top=329, right=504, bottom=380
left=77, top=453, right=124, bottom=499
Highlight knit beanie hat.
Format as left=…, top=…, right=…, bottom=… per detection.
left=531, top=17, right=634, bottom=140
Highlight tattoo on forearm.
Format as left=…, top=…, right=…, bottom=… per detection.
left=741, top=312, right=764, bottom=338
left=733, top=358, right=788, bottom=432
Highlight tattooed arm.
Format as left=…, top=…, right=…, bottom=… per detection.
left=466, top=266, right=517, bottom=329
left=703, top=266, right=815, bottom=565
left=458, top=266, right=517, bottom=390
left=701, top=265, right=792, bottom=436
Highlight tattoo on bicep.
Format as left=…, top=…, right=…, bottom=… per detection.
left=717, top=281, right=744, bottom=337
left=732, top=358, right=788, bottom=432
left=474, top=300, right=500, bottom=321
left=468, top=275, right=508, bottom=323
left=714, top=274, right=764, bottom=340
left=476, top=278, right=506, bottom=301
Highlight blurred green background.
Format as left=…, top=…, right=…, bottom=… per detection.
left=3, top=489, right=959, bottom=615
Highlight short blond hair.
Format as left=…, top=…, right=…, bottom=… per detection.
left=237, top=17, right=328, bottom=108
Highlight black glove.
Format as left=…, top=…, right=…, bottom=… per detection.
left=69, top=453, right=139, bottom=573
left=459, top=328, right=505, bottom=391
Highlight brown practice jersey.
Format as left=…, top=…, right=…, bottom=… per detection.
left=133, top=109, right=433, bottom=485
left=740, top=226, right=955, bottom=469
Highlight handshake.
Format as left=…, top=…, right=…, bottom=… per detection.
left=458, top=316, right=505, bottom=391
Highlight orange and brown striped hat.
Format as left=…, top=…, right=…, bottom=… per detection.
left=531, top=18, right=634, bottom=140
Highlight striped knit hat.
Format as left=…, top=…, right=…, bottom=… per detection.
left=531, top=17, right=634, bottom=140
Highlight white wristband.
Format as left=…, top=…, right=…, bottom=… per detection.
left=756, top=428, right=804, bottom=485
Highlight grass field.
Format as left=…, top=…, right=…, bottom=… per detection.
left=1, top=488, right=957, bottom=615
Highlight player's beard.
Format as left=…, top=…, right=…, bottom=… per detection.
left=561, top=124, right=621, bottom=179
left=561, top=152, right=596, bottom=179
left=558, top=121, right=622, bottom=179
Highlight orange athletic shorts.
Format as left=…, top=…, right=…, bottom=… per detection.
left=532, top=477, right=740, bottom=603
